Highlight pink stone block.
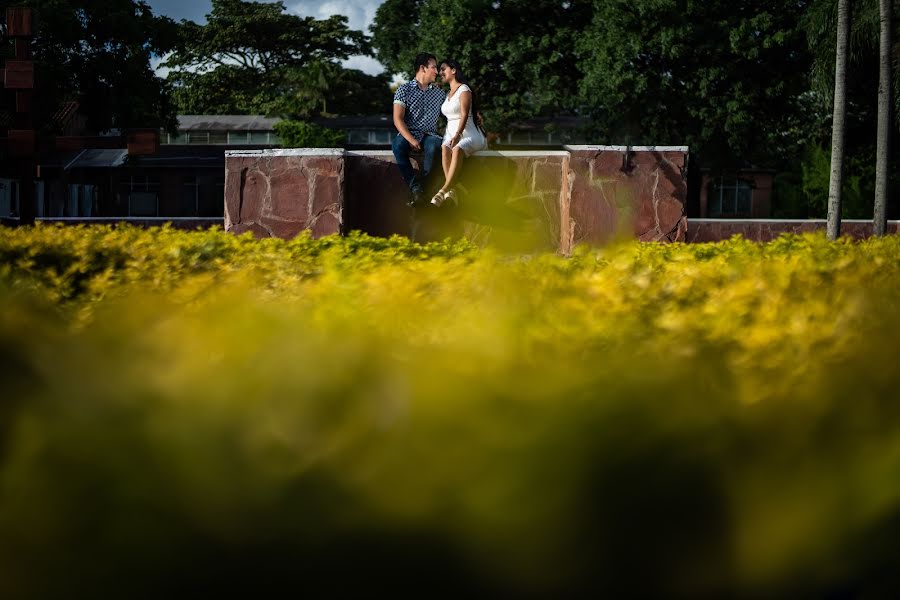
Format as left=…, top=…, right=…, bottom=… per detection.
left=311, top=174, right=341, bottom=216
left=568, top=148, right=687, bottom=245
left=223, top=167, right=242, bottom=228
left=230, top=222, right=270, bottom=238
left=687, top=220, right=900, bottom=243
left=268, top=160, right=310, bottom=222
left=532, top=161, right=562, bottom=193
left=304, top=157, right=342, bottom=177
left=225, top=152, right=344, bottom=239
left=260, top=217, right=307, bottom=239
left=240, top=169, right=267, bottom=223
left=310, top=211, right=341, bottom=238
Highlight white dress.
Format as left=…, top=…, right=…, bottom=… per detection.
left=441, top=84, right=487, bottom=156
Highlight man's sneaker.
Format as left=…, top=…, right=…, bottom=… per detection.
left=407, top=188, right=424, bottom=208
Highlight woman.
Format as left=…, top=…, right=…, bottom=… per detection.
left=431, top=59, right=487, bottom=207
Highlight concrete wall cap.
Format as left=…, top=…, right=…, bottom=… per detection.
left=343, top=149, right=573, bottom=158
left=225, top=148, right=344, bottom=158
left=693, top=218, right=900, bottom=224
left=474, top=150, right=570, bottom=157
left=565, top=145, right=689, bottom=152
left=344, top=150, right=395, bottom=157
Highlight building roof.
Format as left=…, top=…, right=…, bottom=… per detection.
left=177, top=115, right=282, bottom=131
left=64, top=149, right=128, bottom=170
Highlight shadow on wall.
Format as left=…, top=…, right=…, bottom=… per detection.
left=343, top=153, right=563, bottom=251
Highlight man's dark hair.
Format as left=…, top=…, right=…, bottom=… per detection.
left=412, top=52, right=437, bottom=75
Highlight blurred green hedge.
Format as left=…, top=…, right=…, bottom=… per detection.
left=2, top=224, right=900, bottom=598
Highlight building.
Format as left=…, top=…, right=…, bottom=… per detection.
left=699, top=168, right=775, bottom=219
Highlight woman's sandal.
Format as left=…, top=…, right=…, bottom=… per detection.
left=430, top=190, right=447, bottom=207
left=444, top=189, right=458, bottom=207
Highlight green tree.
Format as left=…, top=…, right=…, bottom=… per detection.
left=273, top=120, right=344, bottom=147
left=0, top=0, right=178, bottom=132
left=805, top=0, right=900, bottom=226
left=575, top=0, right=816, bottom=168
left=164, top=0, right=379, bottom=117
left=323, top=69, right=394, bottom=116
left=371, top=0, right=589, bottom=130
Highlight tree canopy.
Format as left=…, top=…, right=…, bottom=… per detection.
left=575, top=0, right=817, bottom=167
left=372, top=0, right=588, bottom=130
left=371, top=0, right=827, bottom=166
left=1, top=0, right=178, bottom=132
left=164, top=0, right=390, bottom=117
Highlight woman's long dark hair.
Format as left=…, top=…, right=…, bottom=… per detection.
left=440, top=59, right=486, bottom=136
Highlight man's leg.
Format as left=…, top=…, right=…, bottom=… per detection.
left=419, top=135, right=444, bottom=195
left=391, top=134, right=418, bottom=191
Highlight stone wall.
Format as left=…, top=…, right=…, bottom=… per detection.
left=224, top=149, right=343, bottom=239
left=224, top=146, right=689, bottom=253
left=567, top=146, right=688, bottom=249
left=688, top=219, right=900, bottom=242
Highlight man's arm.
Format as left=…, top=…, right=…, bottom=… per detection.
left=393, top=103, right=421, bottom=152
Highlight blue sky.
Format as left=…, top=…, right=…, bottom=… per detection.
left=146, top=0, right=387, bottom=75
left=145, top=0, right=210, bottom=24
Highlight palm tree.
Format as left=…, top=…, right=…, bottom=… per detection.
left=827, top=0, right=851, bottom=240
left=873, top=0, right=893, bottom=235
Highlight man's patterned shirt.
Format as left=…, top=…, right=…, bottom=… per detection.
left=393, top=80, right=445, bottom=141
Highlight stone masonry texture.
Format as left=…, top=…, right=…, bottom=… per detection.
left=224, top=147, right=690, bottom=253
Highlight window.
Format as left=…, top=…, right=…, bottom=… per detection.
left=188, top=131, right=209, bottom=144
left=0, top=179, right=17, bottom=217
left=212, top=181, right=225, bottom=217
left=67, top=184, right=95, bottom=217
left=209, top=131, right=227, bottom=145
left=165, top=132, right=188, bottom=144
left=347, top=130, right=369, bottom=144
left=707, top=177, right=753, bottom=217
left=228, top=131, right=250, bottom=145
left=371, top=129, right=391, bottom=145
left=197, top=175, right=225, bottom=217
left=182, top=176, right=199, bottom=217
left=119, top=175, right=161, bottom=217
left=249, top=131, right=270, bottom=144
left=129, top=192, right=157, bottom=216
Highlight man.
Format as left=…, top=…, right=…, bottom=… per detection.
left=392, top=53, right=445, bottom=207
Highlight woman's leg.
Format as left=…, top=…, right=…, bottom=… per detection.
left=440, top=147, right=465, bottom=192
left=441, top=145, right=451, bottom=181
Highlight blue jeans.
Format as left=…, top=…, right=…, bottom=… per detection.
left=392, top=133, right=442, bottom=194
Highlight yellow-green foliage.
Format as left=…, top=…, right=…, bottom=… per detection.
left=2, top=224, right=900, bottom=597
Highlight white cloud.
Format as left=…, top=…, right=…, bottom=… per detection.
left=342, top=55, right=385, bottom=75
left=285, top=0, right=382, bottom=33
left=286, top=0, right=387, bottom=76
left=151, top=53, right=173, bottom=78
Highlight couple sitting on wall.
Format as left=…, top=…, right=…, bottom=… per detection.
left=392, top=52, right=487, bottom=208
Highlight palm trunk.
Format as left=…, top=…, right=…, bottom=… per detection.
left=827, top=0, right=851, bottom=240
left=873, top=0, right=893, bottom=235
